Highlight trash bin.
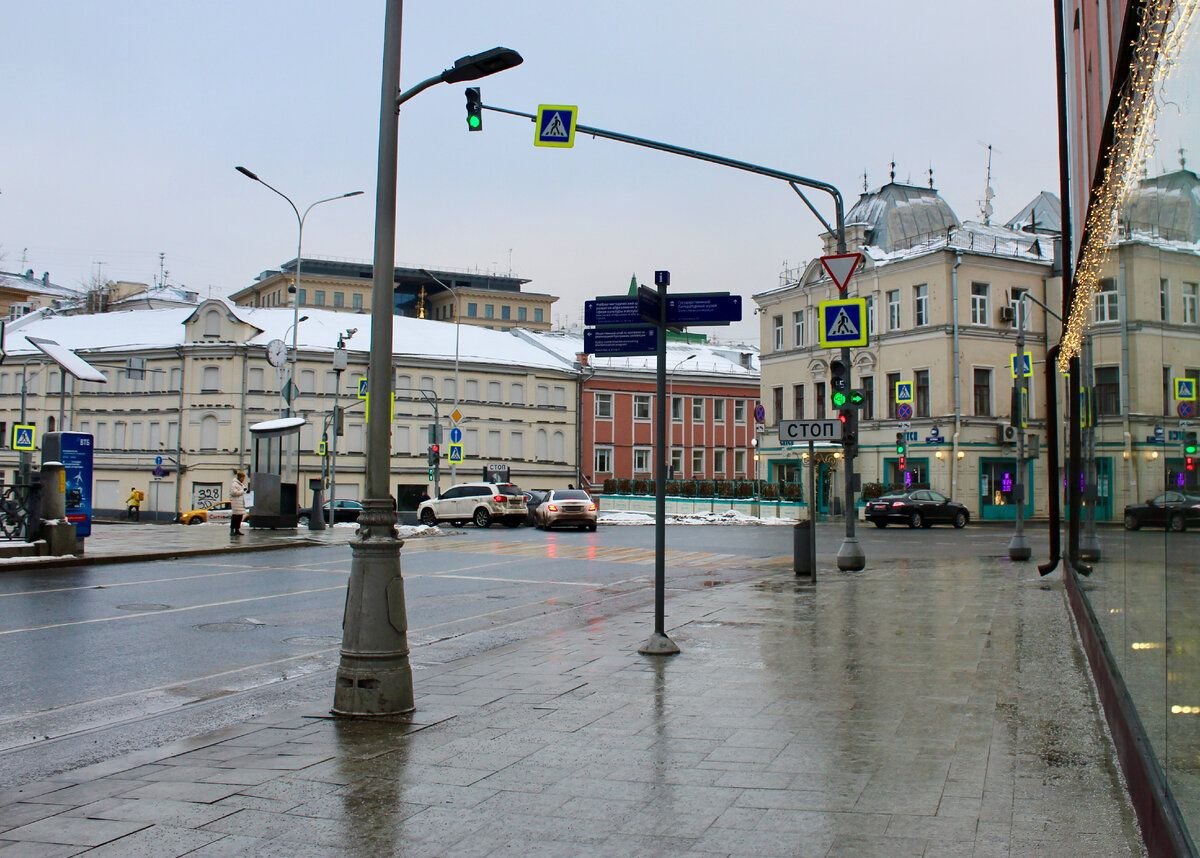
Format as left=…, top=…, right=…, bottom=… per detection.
left=794, top=520, right=813, bottom=577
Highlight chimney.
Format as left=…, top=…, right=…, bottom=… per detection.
left=42, top=272, right=49, bottom=287
left=576, top=352, right=590, bottom=368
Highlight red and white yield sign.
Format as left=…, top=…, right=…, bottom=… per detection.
left=820, top=252, right=863, bottom=293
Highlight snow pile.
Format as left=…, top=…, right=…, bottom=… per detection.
left=598, top=510, right=801, bottom=526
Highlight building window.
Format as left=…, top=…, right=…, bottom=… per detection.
left=501, top=305, right=511, bottom=320
left=488, top=381, right=501, bottom=402
left=887, top=290, right=901, bottom=330
left=772, top=387, right=784, bottom=425
left=533, top=308, right=544, bottom=322
left=203, top=308, right=221, bottom=337
left=913, top=284, right=929, bottom=327
left=1095, top=366, right=1120, bottom=416
left=1010, top=287, right=1028, bottom=329
left=670, top=448, right=683, bottom=478
left=511, top=382, right=524, bottom=404
left=509, top=431, right=523, bottom=458
left=714, top=399, right=725, bottom=421
left=885, top=373, right=901, bottom=420
left=352, top=293, right=363, bottom=310
left=298, top=288, right=307, bottom=306
left=815, top=382, right=826, bottom=419
left=793, top=384, right=805, bottom=420
left=633, top=394, right=651, bottom=420
left=536, top=385, right=550, bottom=406
left=300, top=370, right=315, bottom=394
left=970, top=282, right=989, bottom=325
left=1184, top=282, right=1198, bottom=324
left=735, top=400, right=746, bottom=422
left=973, top=368, right=992, bottom=416
left=915, top=370, right=930, bottom=417
left=200, top=415, right=218, bottom=450
left=1093, top=278, right=1118, bottom=322
left=1161, top=278, right=1170, bottom=322
left=861, top=376, right=874, bottom=420
left=866, top=295, right=876, bottom=335
left=487, top=430, right=501, bottom=457
left=484, top=305, right=494, bottom=319
left=734, top=449, right=747, bottom=475
left=691, top=448, right=704, bottom=475
left=713, top=449, right=726, bottom=474
left=465, top=302, right=477, bottom=317
left=518, top=306, right=528, bottom=321
left=671, top=396, right=683, bottom=421
left=773, top=315, right=784, bottom=350
left=201, top=366, right=219, bottom=392
left=633, top=447, right=651, bottom=473
left=314, top=290, right=326, bottom=307
left=692, top=398, right=704, bottom=421
left=465, top=379, right=480, bottom=401
left=595, top=393, right=613, bottom=418
left=333, top=292, right=344, bottom=308
left=793, top=310, right=806, bottom=347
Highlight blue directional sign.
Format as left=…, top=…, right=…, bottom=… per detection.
left=584, top=325, right=658, bottom=357
left=665, top=293, right=742, bottom=326
left=449, top=426, right=463, bottom=444
left=585, top=298, right=641, bottom=327
left=817, top=298, right=868, bottom=348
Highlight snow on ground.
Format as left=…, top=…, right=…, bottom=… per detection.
left=598, top=510, right=798, bottom=526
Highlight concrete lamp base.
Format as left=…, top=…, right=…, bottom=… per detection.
left=638, top=632, right=680, bottom=656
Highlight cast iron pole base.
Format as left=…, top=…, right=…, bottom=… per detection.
left=1007, top=533, right=1032, bottom=561
left=639, top=632, right=680, bottom=656
left=332, top=502, right=414, bottom=716
left=1080, top=532, right=1103, bottom=562
left=836, top=537, right=866, bottom=571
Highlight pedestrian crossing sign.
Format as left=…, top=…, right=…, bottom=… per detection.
left=12, top=424, right=35, bottom=452
left=895, top=382, right=913, bottom=404
left=1176, top=377, right=1197, bottom=401
left=448, top=442, right=464, bottom=463
left=817, top=298, right=868, bottom=348
left=357, top=377, right=368, bottom=400
left=534, top=104, right=577, bottom=148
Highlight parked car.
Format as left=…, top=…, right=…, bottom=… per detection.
left=417, top=482, right=527, bottom=528
left=1123, top=491, right=1200, bottom=531
left=865, top=489, right=969, bottom=529
left=177, top=500, right=234, bottom=525
left=533, top=489, right=598, bottom=532
left=297, top=499, right=364, bottom=527
left=522, top=489, right=550, bottom=525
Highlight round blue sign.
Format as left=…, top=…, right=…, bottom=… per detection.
left=754, top=403, right=766, bottom=423
left=155, top=455, right=163, bottom=465
left=449, top=426, right=463, bottom=443
left=897, top=403, right=914, bottom=420
left=1179, top=401, right=1195, bottom=419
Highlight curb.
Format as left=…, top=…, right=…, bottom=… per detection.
left=0, top=537, right=333, bottom=572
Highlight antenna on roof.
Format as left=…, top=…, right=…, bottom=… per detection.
left=928, top=164, right=934, bottom=189
left=862, top=170, right=868, bottom=193
left=1181, top=144, right=1187, bottom=170
left=978, top=143, right=995, bottom=225
left=889, top=158, right=896, bottom=183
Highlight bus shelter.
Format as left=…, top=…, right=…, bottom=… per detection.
left=248, top=416, right=304, bottom=528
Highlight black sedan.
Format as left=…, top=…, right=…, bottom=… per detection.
left=865, top=489, right=969, bottom=529
left=297, top=499, right=364, bottom=527
left=1123, top=491, right=1200, bottom=532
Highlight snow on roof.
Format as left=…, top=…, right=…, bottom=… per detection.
left=515, top=329, right=759, bottom=378
left=863, top=220, right=1053, bottom=267
left=0, top=270, right=84, bottom=300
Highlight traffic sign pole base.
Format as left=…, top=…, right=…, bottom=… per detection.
left=638, top=631, right=680, bottom=656
left=836, top=537, right=866, bottom=572
left=1007, top=533, right=1032, bottom=562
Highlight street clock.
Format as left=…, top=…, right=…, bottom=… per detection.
left=266, top=339, right=288, bottom=367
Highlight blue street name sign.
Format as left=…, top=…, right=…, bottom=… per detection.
left=584, top=325, right=658, bottom=357
left=585, top=298, right=642, bottom=327
left=665, top=293, right=742, bottom=326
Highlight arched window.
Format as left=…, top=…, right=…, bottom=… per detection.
left=201, top=366, right=220, bottom=392
left=552, top=431, right=565, bottom=462
left=200, top=415, right=219, bottom=450
left=300, top=370, right=316, bottom=394
left=203, top=308, right=222, bottom=337
left=535, top=428, right=548, bottom=460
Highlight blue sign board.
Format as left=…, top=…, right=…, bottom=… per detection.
left=665, top=293, right=742, bottom=326
left=43, top=431, right=94, bottom=538
left=585, top=298, right=642, bottom=327
left=449, top=426, right=463, bottom=443
left=654, top=270, right=670, bottom=286
left=817, top=298, right=868, bottom=348
left=584, top=325, right=657, bottom=356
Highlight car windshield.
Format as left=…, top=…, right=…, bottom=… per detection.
left=554, top=490, right=591, bottom=500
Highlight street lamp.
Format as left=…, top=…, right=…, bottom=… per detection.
left=332, top=21, right=523, bottom=718
left=234, top=166, right=363, bottom=418
left=418, top=268, right=460, bottom=482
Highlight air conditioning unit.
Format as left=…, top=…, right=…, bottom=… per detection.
left=997, top=424, right=1018, bottom=444
left=999, top=306, right=1015, bottom=323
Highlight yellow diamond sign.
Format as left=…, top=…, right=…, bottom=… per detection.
left=451, top=408, right=463, bottom=424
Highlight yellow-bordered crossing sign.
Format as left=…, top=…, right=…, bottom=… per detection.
left=817, top=298, right=868, bottom=348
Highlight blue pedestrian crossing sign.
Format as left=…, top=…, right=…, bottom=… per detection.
left=357, top=377, right=368, bottom=399
left=12, top=424, right=35, bottom=452
left=448, top=442, right=465, bottom=463
left=1175, top=377, right=1197, bottom=401
left=534, top=104, right=577, bottom=148
left=1010, top=352, right=1033, bottom=379
left=895, top=382, right=913, bottom=404
left=817, top=298, right=868, bottom=348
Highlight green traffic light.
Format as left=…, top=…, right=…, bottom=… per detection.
left=467, top=115, right=481, bottom=129
left=831, top=391, right=848, bottom=407
left=1187, top=444, right=1198, bottom=455
left=896, top=445, right=906, bottom=455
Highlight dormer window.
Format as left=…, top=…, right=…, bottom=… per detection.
left=203, top=308, right=222, bottom=337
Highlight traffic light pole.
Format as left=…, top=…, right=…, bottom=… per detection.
left=480, top=100, right=865, bottom=571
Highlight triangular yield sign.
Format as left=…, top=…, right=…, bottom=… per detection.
left=820, top=253, right=863, bottom=292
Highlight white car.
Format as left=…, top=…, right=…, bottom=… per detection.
left=417, top=482, right=527, bottom=528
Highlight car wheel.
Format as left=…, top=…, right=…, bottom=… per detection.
left=1123, top=513, right=1140, bottom=531
left=187, top=517, right=201, bottom=525
left=872, top=520, right=887, bottom=528
left=588, top=523, right=597, bottom=532
left=1170, top=513, right=1187, bottom=533
left=908, top=512, right=922, bottom=529
left=473, top=508, right=492, bottom=528
left=419, top=508, right=437, bottom=526
left=953, top=511, right=968, bottom=529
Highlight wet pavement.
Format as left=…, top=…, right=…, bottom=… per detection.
left=0, top=526, right=1146, bottom=855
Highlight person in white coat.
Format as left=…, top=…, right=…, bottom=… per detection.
left=229, top=471, right=248, bottom=536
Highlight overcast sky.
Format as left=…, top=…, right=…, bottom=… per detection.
left=4, top=1, right=1060, bottom=343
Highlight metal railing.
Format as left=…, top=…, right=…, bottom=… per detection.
left=0, top=481, right=39, bottom=542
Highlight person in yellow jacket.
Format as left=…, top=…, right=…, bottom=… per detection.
left=126, top=487, right=143, bottom=522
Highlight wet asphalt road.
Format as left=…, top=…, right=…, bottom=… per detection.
left=0, top=519, right=1185, bottom=788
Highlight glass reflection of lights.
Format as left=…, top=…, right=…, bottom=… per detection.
left=1172, top=705, right=1200, bottom=715
left=1132, top=642, right=1164, bottom=650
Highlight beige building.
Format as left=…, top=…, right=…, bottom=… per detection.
left=0, top=300, right=579, bottom=519
left=753, top=182, right=1061, bottom=521
left=229, top=258, right=558, bottom=332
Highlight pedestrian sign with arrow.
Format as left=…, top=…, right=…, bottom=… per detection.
left=817, top=298, right=868, bottom=348
left=534, top=104, right=577, bottom=148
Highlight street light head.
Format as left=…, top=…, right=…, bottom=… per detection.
left=343, top=191, right=365, bottom=198
left=440, top=47, right=523, bottom=83
left=299, top=315, right=309, bottom=323
left=235, top=166, right=260, bottom=181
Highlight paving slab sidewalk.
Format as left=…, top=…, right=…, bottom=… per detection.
left=0, top=552, right=1144, bottom=856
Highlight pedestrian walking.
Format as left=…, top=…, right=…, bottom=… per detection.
left=229, top=471, right=248, bottom=536
left=125, top=487, right=143, bottom=522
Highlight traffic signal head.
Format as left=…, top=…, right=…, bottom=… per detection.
left=895, top=431, right=906, bottom=456
left=1188, top=455, right=1196, bottom=473
left=829, top=358, right=848, bottom=407
left=465, top=87, right=482, bottom=131
left=899, top=456, right=907, bottom=470
left=1186, top=431, right=1198, bottom=456
left=428, top=444, right=440, bottom=466
left=839, top=410, right=857, bottom=451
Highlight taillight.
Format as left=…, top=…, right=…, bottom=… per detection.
left=493, top=495, right=506, bottom=503
left=891, top=501, right=905, bottom=507
left=547, top=503, right=559, bottom=512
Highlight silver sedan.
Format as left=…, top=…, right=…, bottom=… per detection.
left=534, top=489, right=598, bottom=532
